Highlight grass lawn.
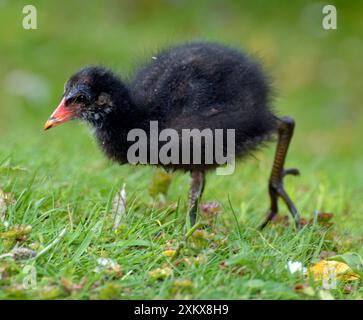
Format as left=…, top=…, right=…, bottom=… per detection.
left=0, top=1, right=362, bottom=299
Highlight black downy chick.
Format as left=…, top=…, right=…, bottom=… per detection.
left=45, top=42, right=300, bottom=227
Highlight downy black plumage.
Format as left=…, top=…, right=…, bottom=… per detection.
left=45, top=41, right=300, bottom=227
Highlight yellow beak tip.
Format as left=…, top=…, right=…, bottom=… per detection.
left=44, top=121, right=53, bottom=131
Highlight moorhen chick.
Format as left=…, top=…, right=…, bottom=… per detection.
left=44, top=42, right=300, bottom=228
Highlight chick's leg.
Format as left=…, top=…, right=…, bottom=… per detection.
left=188, top=171, right=205, bottom=225
left=260, top=116, right=300, bottom=229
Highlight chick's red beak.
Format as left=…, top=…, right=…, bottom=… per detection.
left=44, top=98, right=75, bottom=130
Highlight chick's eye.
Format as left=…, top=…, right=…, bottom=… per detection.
left=74, top=95, right=87, bottom=104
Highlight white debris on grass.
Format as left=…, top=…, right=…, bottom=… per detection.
left=0, top=189, right=7, bottom=224
left=112, top=183, right=127, bottom=230
left=287, top=260, right=307, bottom=274
left=0, top=188, right=15, bottom=228
left=94, top=257, right=119, bottom=273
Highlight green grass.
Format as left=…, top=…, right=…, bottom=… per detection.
left=0, top=0, right=362, bottom=299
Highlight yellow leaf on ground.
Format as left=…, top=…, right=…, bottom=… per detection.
left=308, top=260, right=360, bottom=281
left=163, top=249, right=176, bottom=257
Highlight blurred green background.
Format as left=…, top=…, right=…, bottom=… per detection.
left=1, top=1, right=362, bottom=231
